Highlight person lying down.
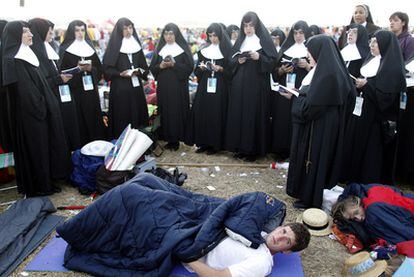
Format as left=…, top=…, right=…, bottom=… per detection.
left=57, top=173, right=310, bottom=277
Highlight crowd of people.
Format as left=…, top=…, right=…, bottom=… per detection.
left=0, top=4, right=413, bottom=203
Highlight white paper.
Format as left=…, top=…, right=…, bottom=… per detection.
left=117, top=130, right=153, bottom=170
left=206, top=185, right=216, bottom=191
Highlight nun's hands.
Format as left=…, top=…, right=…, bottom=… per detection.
left=355, top=78, right=367, bottom=88
left=279, top=91, right=293, bottom=100
left=60, top=74, right=73, bottom=83
left=278, top=64, right=294, bottom=75
left=120, top=70, right=131, bottom=77
left=297, top=58, right=311, bottom=71
left=79, top=64, right=92, bottom=72
left=160, top=60, right=174, bottom=69
left=212, top=64, right=223, bottom=72
left=238, top=57, right=247, bottom=64
left=250, top=51, right=259, bottom=60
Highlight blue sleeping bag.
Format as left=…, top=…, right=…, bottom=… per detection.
left=57, top=173, right=285, bottom=276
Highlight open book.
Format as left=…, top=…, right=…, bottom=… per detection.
left=78, top=59, right=92, bottom=66
left=278, top=83, right=299, bottom=97
left=61, top=66, right=81, bottom=75
left=281, top=57, right=300, bottom=67
left=163, top=55, right=175, bottom=63
left=198, top=61, right=214, bottom=71
left=126, top=67, right=146, bottom=77
left=231, top=51, right=251, bottom=59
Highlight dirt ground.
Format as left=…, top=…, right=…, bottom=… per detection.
left=3, top=142, right=405, bottom=277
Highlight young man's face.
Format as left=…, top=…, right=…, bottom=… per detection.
left=265, top=226, right=296, bottom=254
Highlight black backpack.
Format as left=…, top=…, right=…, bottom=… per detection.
left=146, top=167, right=187, bottom=186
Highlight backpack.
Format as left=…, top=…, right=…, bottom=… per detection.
left=146, top=167, right=187, bottom=186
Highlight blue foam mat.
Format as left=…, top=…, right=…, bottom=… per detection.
left=26, top=237, right=304, bottom=276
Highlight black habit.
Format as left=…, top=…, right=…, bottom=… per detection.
left=341, top=30, right=405, bottom=184
left=190, top=23, right=232, bottom=152
left=225, top=12, right=277, bottom=157
left=149, top=23, right=194, bottom=146
left=103, top=18, right=149, bottom=139
left=271, top=21, right=310, bottom=159
left=29, top=18, right=82, bottom=151
left=1, top=21, right=70, bottom=196
left=287, top=35, right=356, bottom=208
left=396, top=56, right=414, bottom=186
left=59, top=20, right=105, bottom=147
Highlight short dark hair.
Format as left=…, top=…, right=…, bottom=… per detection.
left=390, top=12, right=409, bottom=32
left=285, top=222, right=310, bottom=252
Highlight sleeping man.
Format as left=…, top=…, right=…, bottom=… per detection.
left=57, top=173, right=310, bottom=277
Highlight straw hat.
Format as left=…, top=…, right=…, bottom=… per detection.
left=342, top=251, right=387, bottom=277
left=81, top=140, right=114, bottom=157
left=296, top=208, right=332, bottom=236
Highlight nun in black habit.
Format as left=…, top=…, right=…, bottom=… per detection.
left=1, top=21, right=71, bottom=196
left=270, top=28, right=286, bottom=54
left=341, top=30, right=405, bottom=184
left=338, top=4, right=380, bottom=49
left=59, top=20, right=105, bottom=147
left=285, top=35, right=356, bottom=209
left=340, top=23, right=370, bottom=79
left=225, top=12, right=277, bottom=161
left=0, top=19, right=13, bottom=152
left=190, top=23, right=232, bottom=154
left=396, top=55, right=414, bottom=186
left=103, top=18, right=149, bottom=139
left=29, top=18, right=81, bottom=151
left=149, top=23, right=194, bottom=151
left=226, top=24, right=239, bottom=46
left=270, top=21, right=311, bottom=160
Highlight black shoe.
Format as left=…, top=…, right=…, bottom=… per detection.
left=36, top=190, right=55, bottom=196
left=195, top=146, right=208, bottom=153
left=52, top=185, right=62, bottom=193
left=206, top=149, right=217, bottom=155
left=243, top=155, right=257, bottom=162
left=233, top=153, right=246, bottom=159
left=293, top=200, right=310, bottom=210
left=171, top=142, right=179, bottom=151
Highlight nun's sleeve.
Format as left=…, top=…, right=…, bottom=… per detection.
left=90, top=53, right=103, bottom=84
left=362, top=79, right=399, bottom=113
left=172, top=55, right=193, bottom=81
left=149, top=56, right=162, bottom=79
left=137, top=51, right=149, bottom=81
left=258, top=52, right=276, bottom=74
left=291, top=95, right=328, bottom=123
left=194, top=53, right=204, bottom=80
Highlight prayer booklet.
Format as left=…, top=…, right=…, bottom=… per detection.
left=61, top=66, right=81, bottom=75
left=126, top=67, right=145, bottom=77
left=278, top=83, right=299, bottom=97
left=78, top=59, right=92, bottom=66
left=231, top=51, right=251, bottom=59
left=163, top=55, right=175, bottom=63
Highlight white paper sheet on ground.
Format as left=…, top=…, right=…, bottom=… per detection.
left=117, top=130, right=153, bottom=170
left=111, top=129, right=138, bottom=171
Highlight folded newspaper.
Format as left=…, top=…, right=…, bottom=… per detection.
left=104, top=124, right=153, bottom=171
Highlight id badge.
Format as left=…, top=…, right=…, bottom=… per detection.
left=131, top=75, right=140, bottom=87
left=353, top=96, right=364, bottom=116
left=82, top=75, right=94, bottom=91
left=400, top=92, right=407, bottom=110
left=58, top=84, right=71, bottom=102
left=286, top=73, right=296, bottom=89
left=207, top=78, right=217, bottom=93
